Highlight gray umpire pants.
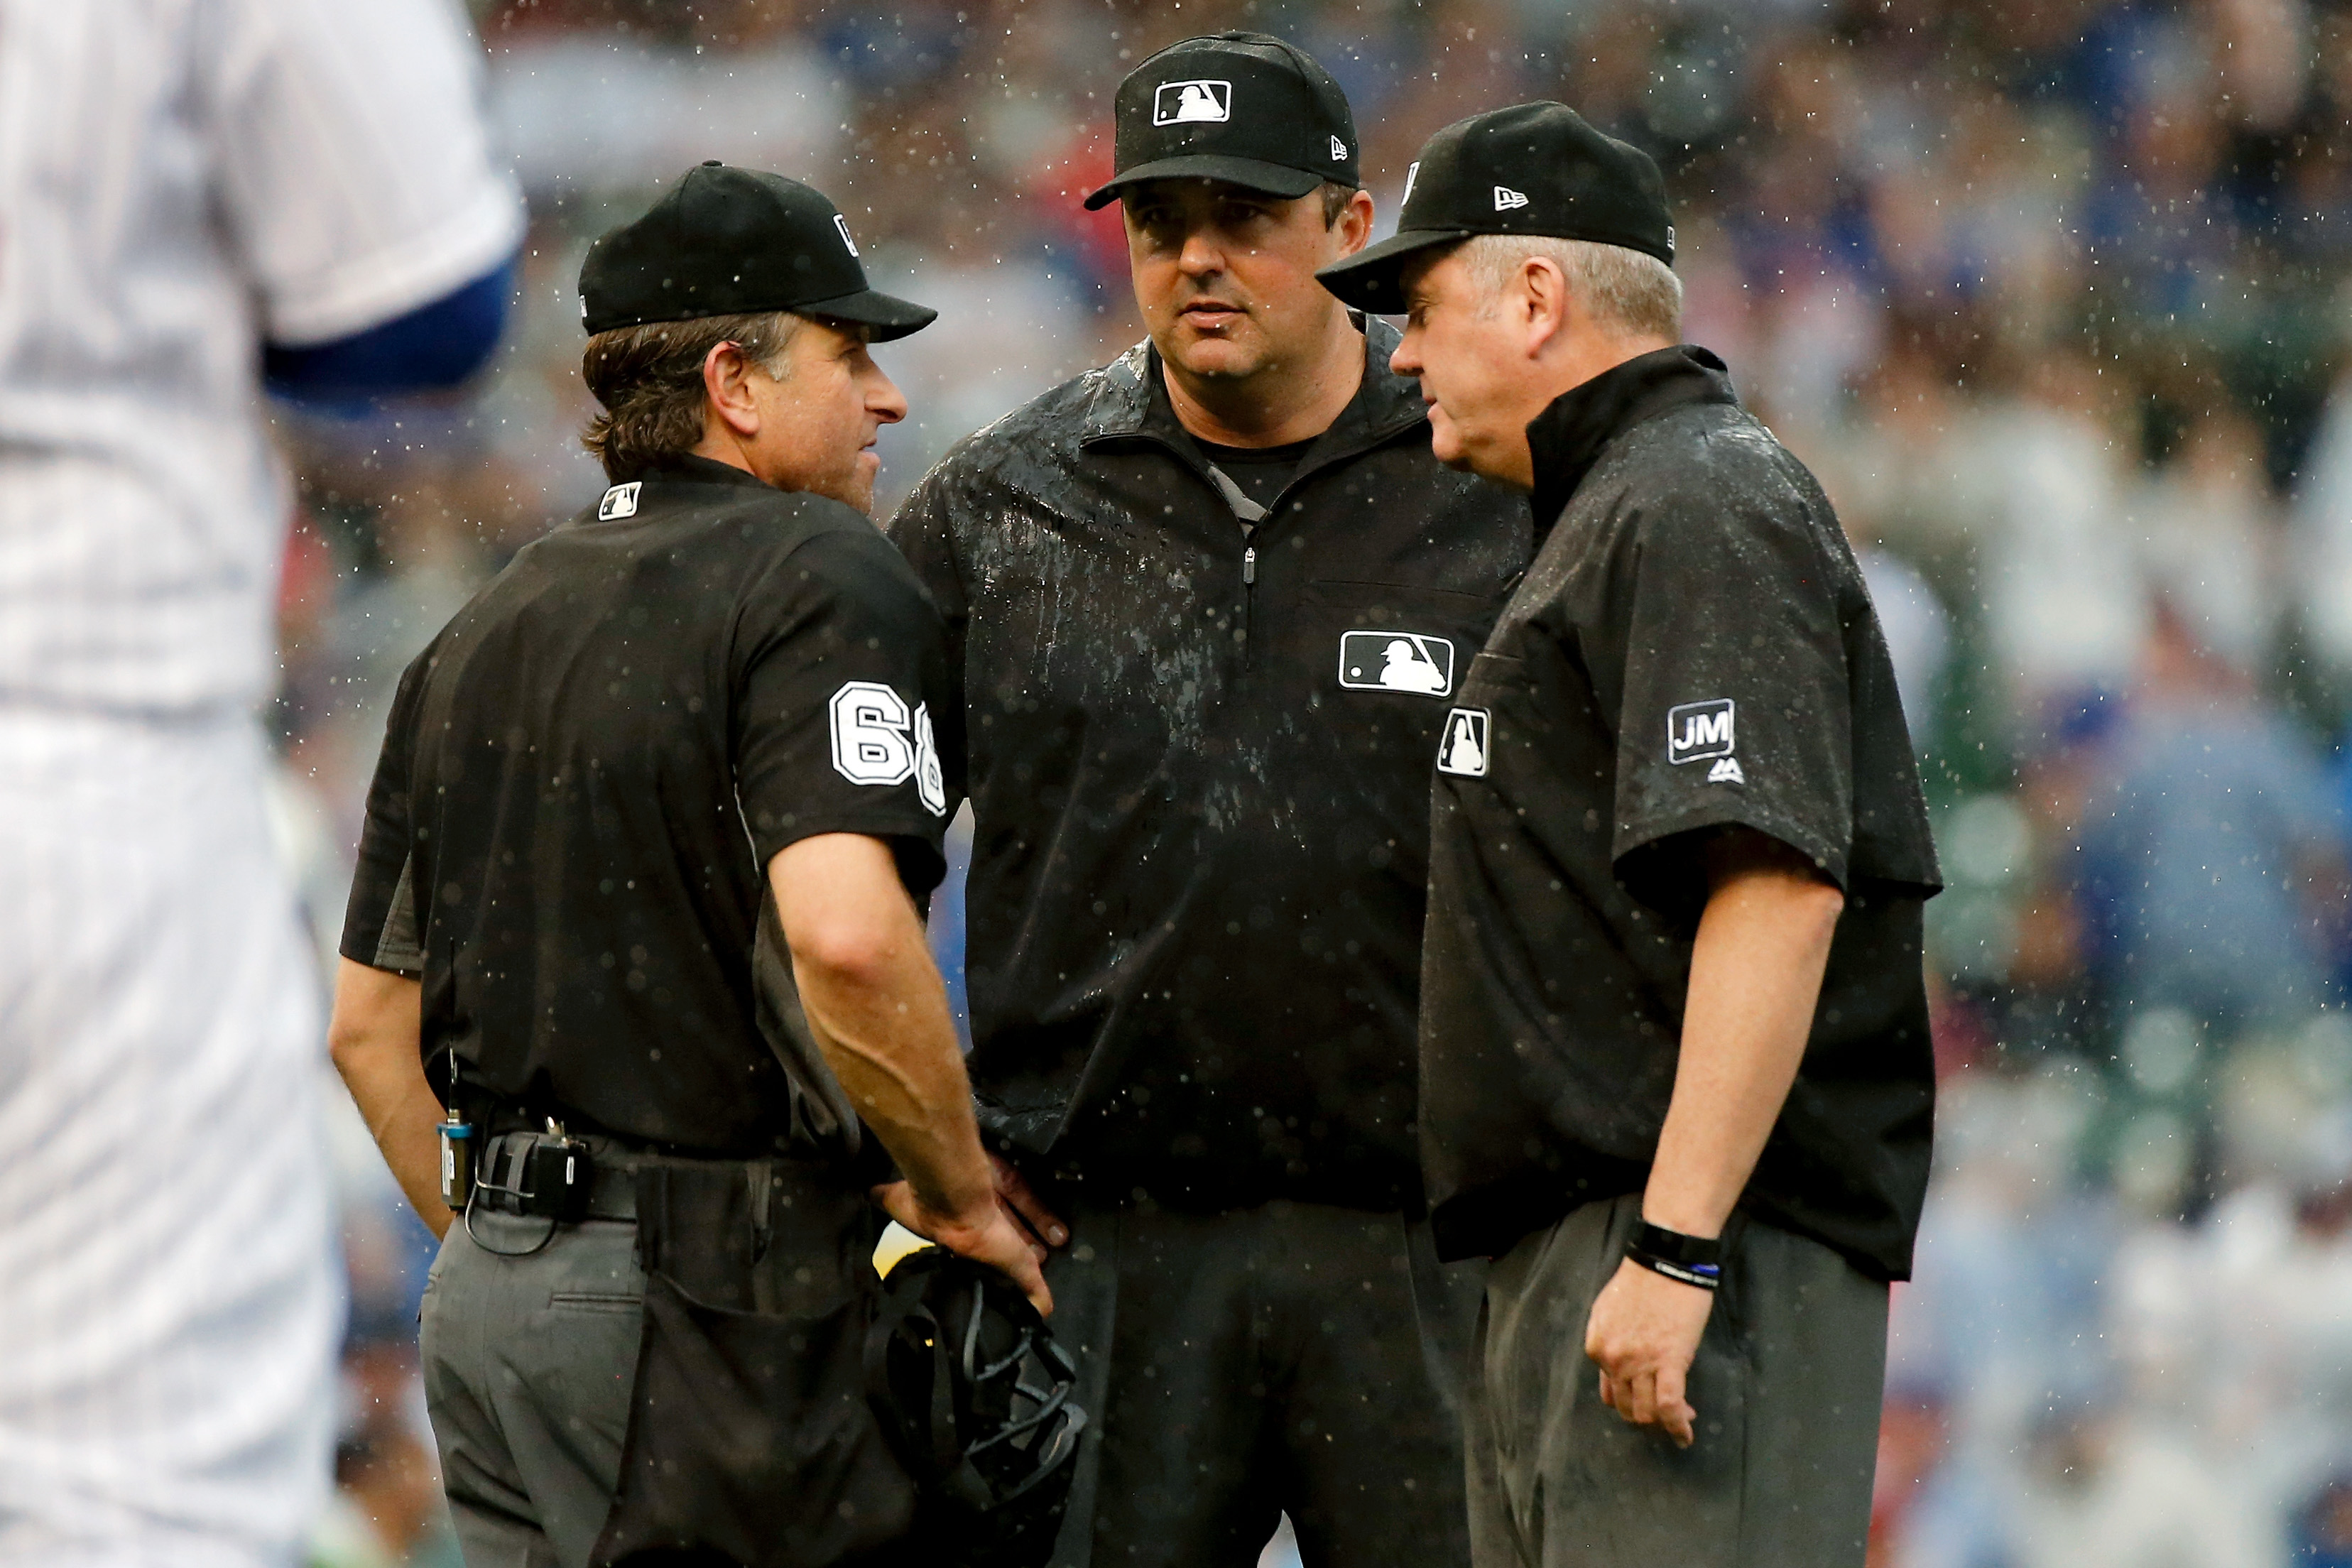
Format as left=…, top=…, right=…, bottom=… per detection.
left=1042, top=1197, right=1484, bottom=1568
left=1466, top=1193, right=1888, bottom=1568
left=419, top=1210, right=644, bottom=1568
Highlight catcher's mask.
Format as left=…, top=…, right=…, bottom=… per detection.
left=865, top=1249, right=1086, bottom=1567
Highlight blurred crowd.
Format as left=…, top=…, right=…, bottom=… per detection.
left=280, top=1, right=2352, bottom=1564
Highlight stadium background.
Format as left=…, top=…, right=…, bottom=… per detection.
left=283, top=1, right=2352, bottom=1563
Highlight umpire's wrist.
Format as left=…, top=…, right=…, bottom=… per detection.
left=1626, top=1220, right=1724, bottom=1291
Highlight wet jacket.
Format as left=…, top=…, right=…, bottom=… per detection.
left=889, top=320, right=1528, bottom=1212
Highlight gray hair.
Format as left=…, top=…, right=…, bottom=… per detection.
left=1459, top=234, right=1682, bottom=342
left=580, top=310, right=803, bottom=483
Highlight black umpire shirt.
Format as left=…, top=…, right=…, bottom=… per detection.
left=1419, top=346, right=1942, bottom=1279
left=889, top=319, right=1528, bottom=1212
left=340, top=456, right=954, bottom=1156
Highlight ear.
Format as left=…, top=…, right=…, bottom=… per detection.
left=701, top=341, right=761, bottom=440
left=1332, top=187, right=1377, bottom=258
left=1517, top=254, right=1570, bottom=359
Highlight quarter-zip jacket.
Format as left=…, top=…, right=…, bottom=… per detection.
left=890, top=320, right=1528, bottom=1212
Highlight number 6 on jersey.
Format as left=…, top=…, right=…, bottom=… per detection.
left=828, top=680, right=947, bottom=816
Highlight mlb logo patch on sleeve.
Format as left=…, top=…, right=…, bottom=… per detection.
left=1437, top=707, right=1490, bottom=777
left=1666, top=698, right=1734, bottom=763
left=597, top=481, right=641, bottom=521
left=1338, top=631, right=1454, bottom=696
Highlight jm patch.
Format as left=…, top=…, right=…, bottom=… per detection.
left=1338, top=631, right=1454, bottom=697
left=597, top=481, right=641, bottom=521
left=1667, top=698, right=1735, bottom=764
left=1437, top=707, right=1490, bottom=777
left=1154, top=80, right=1231, bottom=124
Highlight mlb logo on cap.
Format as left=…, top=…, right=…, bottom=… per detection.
left=1155, top=80, right=1232, bottom=124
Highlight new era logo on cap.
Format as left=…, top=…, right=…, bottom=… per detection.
left=1401, top=160, right=1422, bottom=205
left=1154, top=80, right=1232, bottom=124
left=833, top=214, right=859, bottom=257
left=1494, top=185, right=1529, bottom=210
left=1330, top=135, right=1347, bottom=160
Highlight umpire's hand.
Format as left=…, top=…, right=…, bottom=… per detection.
left=873, top=1177, right=1057, bottom=1316
left=1583, top=1258, right=1714, bottom=1447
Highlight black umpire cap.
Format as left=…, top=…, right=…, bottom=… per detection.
left=1317, top=102, right=1674, bottom=315
left=1083, top=32, right=1359, bottom=210
left=579, top=162, right=937, bottom=339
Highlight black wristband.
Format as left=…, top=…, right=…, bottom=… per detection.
left=1626, top=1221, right=1723, bottom=1291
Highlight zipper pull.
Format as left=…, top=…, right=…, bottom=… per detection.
left=1243, top=545, right=1257, bottom=586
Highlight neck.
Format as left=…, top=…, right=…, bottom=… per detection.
left=689, top=426, right=761, bottom=479
left=1495, top=330, right=1677, bottom=489
left=1160, top=306, right=1365, bottom=448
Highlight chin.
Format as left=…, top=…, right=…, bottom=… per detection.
left=1167, top=331, right=1262, bottom=381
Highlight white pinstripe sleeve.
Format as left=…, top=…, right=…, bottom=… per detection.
left=207, top=0, right=525, bottom=346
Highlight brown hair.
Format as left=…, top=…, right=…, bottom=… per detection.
left=579, top=310, right=800, bottom=482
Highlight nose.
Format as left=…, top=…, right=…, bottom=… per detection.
left=869, top=366, right=908, bottom=426
left=1176, top=223, right=1224, bottom=278
left=1389, top=332, right=1420, bottom=378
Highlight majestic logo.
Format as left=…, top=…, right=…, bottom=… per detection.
left=1400, top=160, right=1421, bottom=207
left=833, top=214, right=860, bottom=257
left=1667, top=698, right=1736, bottom=764
left=829, top=682, right=947, bottom=815
left=1339, top=631, right=1454, bottom=697
left=1437, top=707, right=1490, bottom=778
left=1707, top=756, right=1746, bottom=785
left=1493, top=185, right=1529, bottom=211
left=597, top=481, right=641, bottom=521
left=1153, top=80, right=1232, bottom=125
left=1329, top=135, right=1348, bottom=161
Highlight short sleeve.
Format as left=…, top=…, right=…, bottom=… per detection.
left=1608, top=491, right=1854, bottom=911
left=339, top=652, right=430, bottom=976
left=733, top=523, right=960, bottom=893
left=207, top=0, right=524, bottom=344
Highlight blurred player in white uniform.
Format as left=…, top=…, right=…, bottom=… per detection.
left=0, top=1, right=521, bottom=1561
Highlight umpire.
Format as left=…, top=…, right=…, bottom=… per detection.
left=888, top=33, right=1527, bottom=1568
left=1319, top=104, right=1942, bottom=1566
left=327, top=164, right=1045, bottom=1567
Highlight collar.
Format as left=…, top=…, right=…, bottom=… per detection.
left=643, top=452, right=778, bottom=494
left=1525, top=345, right=1738, bottom=538
left=1078, top=314, right=1430, bottom=467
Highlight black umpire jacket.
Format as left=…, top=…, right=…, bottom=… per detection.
left=889, top=319, right=1528, bottom=1213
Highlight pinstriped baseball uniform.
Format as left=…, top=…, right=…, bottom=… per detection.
left=0, top=0, right=521, bottom=1560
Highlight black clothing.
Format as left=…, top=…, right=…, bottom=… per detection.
left=1419, top=345, right=1941, bottom=1279
left=1082, top=32, right=1359, bottom=210
left=888, top=320, right=1528, bottom=1213
left=341, top=455, right=954, bottom=1156
left=579, top=163, right=933, bottom=340
left=1318, top=101, right=1673, bottom=315
left=1033, top=1199, right=1480, bottom=1568
left=1194, top=436, right=1314, bottom=511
